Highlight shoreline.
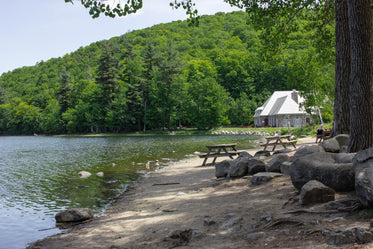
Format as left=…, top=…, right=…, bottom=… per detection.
left=30, top=136, right=365, bottom=249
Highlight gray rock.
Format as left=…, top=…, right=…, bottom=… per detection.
left=353, top=148, right=373, bottom=207
left=322, top=137, right=341, bottom=153
left=246, top=232, right=266, bottom=241
left=299, top=180, right=335, bottom=205
left=55, top=208, right=93, bottom=223
left=247, top=159, right=266, bottom=175
left=203, top=218, right=216, bottom=226
left=250, top=172, right=283, bottom=185
left=168, top=229, right=193, bottom=246
left=290, top=152, right=354, bottom=191
left=215, top=160, right=231, bottom=178
left=191, top=229, right=205, bottom=238
left=273, top=148, right=292, bottom=155
left=267, top=154, right=290, bottom=173
left=339, top=146, right=349, bottom=153
left=328, top=226, right=373, bottom=246
left=325, top=198, right=361, bottom=210
left=335, top=153, right=356, bottom=163
left=238, top=151, right=253, bottom=158
left=294, top=145, right=325, bottom=159
left=254, top=150, right=271, bottom=158
left=220, top=215, right=242, bottom=230
left=229, top=156, right=249, bottom=178
left=280, top=161, right=292, bottom=175
left=335, top=134, right=350, bottom=147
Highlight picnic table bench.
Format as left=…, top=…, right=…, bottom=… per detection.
left=260, top=135, right=297, bottom=151
left=199, top=144, right=242, bottom=166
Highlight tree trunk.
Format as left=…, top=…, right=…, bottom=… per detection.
left=347, top=0, right=373, bottom=152
left=333, top=0, right=350, bottom=136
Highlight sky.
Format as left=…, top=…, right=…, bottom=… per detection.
left=0, top=0, right=240, bottom=75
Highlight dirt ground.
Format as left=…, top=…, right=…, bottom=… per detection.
left=28, top=137, right=373, bottom=249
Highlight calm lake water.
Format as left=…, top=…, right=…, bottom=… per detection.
left=0, top=135, right=258, bottom=249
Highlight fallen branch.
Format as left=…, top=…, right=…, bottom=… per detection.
left=153, top=183, right=180, bottom=186
left=262, top=217, right=306, bottom=230
left=283, top=209, right=339, bottom=214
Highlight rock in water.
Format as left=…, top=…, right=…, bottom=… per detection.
left=78, top=171, right=91, bottom=178
left=55, top=208, right=93, bottom=223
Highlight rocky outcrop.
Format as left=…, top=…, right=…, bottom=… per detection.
left=215, top=160, right=231, bottom=178
left=290, top=152, right=354, bottom=191
left=250, top=172, right=283, bottom=185
left=322, top=134, right=350, bottom=153
left=327, top=226, right=373, bottom=246
left=229, top=156, right=249, bottom=178
left=299, top=180, right=335, bottom=205
left=55, top=208, right=93, bottom=223
left=247, top=159, right=266, bottom=175
left=254, top=150, right=271, bottom=158
left=266, top=154, right=290, bottom=173
left=353, top=147, right=373, bottom=207
left=293, top=145, right=325, bottom=159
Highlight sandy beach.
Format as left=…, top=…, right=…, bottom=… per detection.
left=28, top=137, right=373, bottom=249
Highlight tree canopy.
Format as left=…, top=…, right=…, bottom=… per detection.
left=0, top=11, right=333, bottom=135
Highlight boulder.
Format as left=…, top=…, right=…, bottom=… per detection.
left=353, top=147, right=373, bottom=207
left=273, top=148, right=292, bottom=155
left=335, top=134, right=350, bottom=147
left=238, top=151, right=253, bottom=159
left=335, top=153, right=356, bottom=163
left=299, top=180, right=335, bottom=205
left=215, top=160, right=231, bottom=178
left=247, top=159, right=266, bottom=175
left=229, top=157, right=249, bottom=178
left=267, top=154, right=290, bottom=173
left=254, top=150, right=271, bottom=158
left=55, top=208, right=93, bottom=223
left=78, top=171, right=91, bottom=178
left=250, top=172, right=283, bottom=185
left=339, top=146, right=349, bottom=153
left=280, top=161, right=293, bottom=175
left=290, top=152, right=355, bottom=191
left=328, top=226, right=373, bottom=246
left=294, top=145, right=325, bottom=159
left=322, top=137, right=341, bottom=153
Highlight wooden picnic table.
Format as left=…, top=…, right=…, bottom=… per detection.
left=260, top=135, right=297, bottom=151
left=199, top=144, right=241, bottom=166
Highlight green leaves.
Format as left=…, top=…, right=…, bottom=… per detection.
left=0, top=11, right=334, bottom=133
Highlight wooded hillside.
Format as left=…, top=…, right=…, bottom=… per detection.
left=0, top=11, right=334, bottom=134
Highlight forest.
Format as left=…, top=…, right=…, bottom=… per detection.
left=0, top=11, right=334, bottom=135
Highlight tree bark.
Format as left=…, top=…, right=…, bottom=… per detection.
left=333, top=0, right=350, bottom=136
left=347, top=0, right=373, bottom=152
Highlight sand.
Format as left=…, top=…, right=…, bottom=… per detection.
left=28, top=137, right=373, bottom=249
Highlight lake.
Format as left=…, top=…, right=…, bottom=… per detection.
left=0, top=135, right=259, bottom=249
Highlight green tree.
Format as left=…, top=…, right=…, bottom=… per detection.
left=96, top=43, right=121, bottom=131
left=229, top=93, right=254, bottom=126
left=57, top=67, right=73, bottom=114
left=187, top=77, right=230, bottom=129
left=155, top=41, right=183, bottom=130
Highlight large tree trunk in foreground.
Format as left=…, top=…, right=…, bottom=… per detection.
left=347, top=0, right=373, bottom=152
left=333, top=0, right=350, bottom=136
